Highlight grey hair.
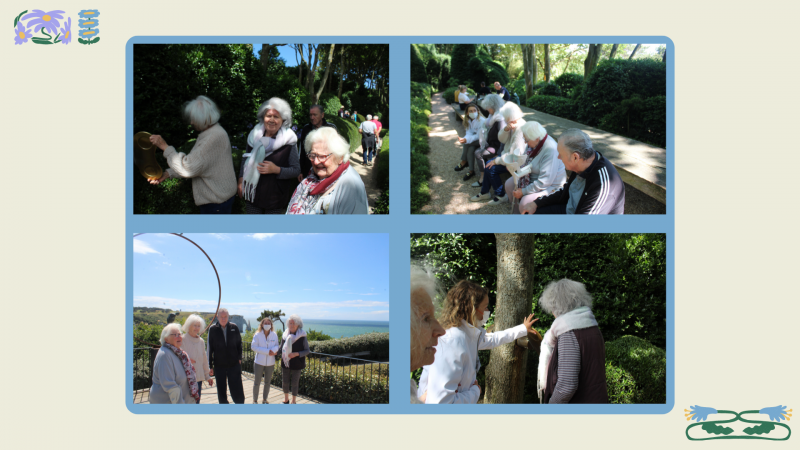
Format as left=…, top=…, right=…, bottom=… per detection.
left=183, top=95, right=220, bottom=131
left=182, top=314, right=206, bottom=334
left=218, top=307, right=229, bottom=316
left=374, top=115, right=379, bottom=120
left=257, top=97, right=293, bottom=129
left=538, top=279, right=593, bottom=317
left=480, top=94, right=505, bottom=114
left=500, top=102, right=524, bottom=122
left=160, top=323, right=183, bottom=345
left=410, top=263, right=443, bottom=367
left=288, top=314, right=303, bottom=329
left=366, top=114, right=373, bottom=120
left=558, top=128, right=594, bottom=160
left=309, top=104, right=324, bottom=115
left=304, top=126, right=350, bottom=163
left=520, top=121, right=547, bottom=142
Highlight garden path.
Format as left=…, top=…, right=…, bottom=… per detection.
left=350, top=142, right=382, bottom=214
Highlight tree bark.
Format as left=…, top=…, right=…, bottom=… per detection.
left=313, top=44, right=336, bottom=104
left=608, top=44, right=619, bottom=60
left=628, top=44, right=641, bottom=60
left=584, top=44, right=603, bottom=79
left=484, top=234, right=534, bottom=404
left=260, top=44, right=286, bottom=72
left=522, top=44, right=535, bottom=99
left=543, top=44, right=551, bottom=82
left=337, top=47, right=347, bottom=100
left=305, top=44, right=321, bottom=95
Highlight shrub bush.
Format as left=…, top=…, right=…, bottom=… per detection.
left=271, top=359, right=389, bottom=404
left=410, top=82, right=433, bottom=214
left=450, top=44, right=478, bottom=85
left=318, top=93, right=342, bottom=117
left=410, top=151, right=431, bottom=213
left=605, top=336, right=667, bottom=403
left=467, top=54, right=509, bottom=89
left=411, top=44, right=428, bottom=83
left=554, top=73, right=584, bottom=98
left=328, top=116, right=361, bottom=154
left=599, top=95, right=666, bottom=147
left=538, top=82, right=563, bottom=97
left=307, top=332, right=389, bottom=360
left=526, top=95, right=579, bottom=121
left=441, top=85, right=475, bottom=106
left=373, top=139, right=390, bottom=191
left=577, top=58, right=666, bottom=127
left=373, top=189, right=389, bottom=215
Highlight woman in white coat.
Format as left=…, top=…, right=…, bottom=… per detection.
left=418, top=280, right=538, bottom=404
left=505, top=121, right=567, bottom=214
left=251, top=317, right=280, bottom=403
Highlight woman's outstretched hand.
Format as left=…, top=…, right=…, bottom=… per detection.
left=523, top=313, right=538, bottom=331
left=149, top=172, right=169, bottom=185
left=149, top=135, right=168, bottom=151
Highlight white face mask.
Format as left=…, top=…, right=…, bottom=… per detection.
left=262, top=324, right=271, bottom=332
left=478, top=310, right=490, bottom=327
left=469, top=112, right=478, bottom=119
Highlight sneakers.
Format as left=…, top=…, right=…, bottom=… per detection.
left=488, top=194, right=508, bottom=205
left=471, top=180, right=482, bottom=188
left=469, top=192, right=491, bottom=202
left=454, top=163, right=467, bottom=172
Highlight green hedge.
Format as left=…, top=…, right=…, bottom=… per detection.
left=605, top=336, right=667, bottom=403
left=373, top=134, right=390, bottom=191
left=328, top=116, right=361, bottom=154
left=411, top=44, right=428, bottom=83
left=318, top=93, right=342, bottom=116
left=526, top=95, right=580, bottom=121
left=450, top=44, right=478, bottom=86
left=441, top=85, right=475, bottom=106
left=599, top=95, right=666, bottom=147
left=410, top=82, right=433, bottom=214
left=308, top=332, right=389, bottom=360
left=270, top=360, right=388, bottom=404
left=578, top=58, right=666, bottom=127
left=554, top=73, right=584, bottom=98
left=538, top=82, right=563, bottom=97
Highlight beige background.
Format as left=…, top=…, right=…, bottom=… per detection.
left=2, top=0, right=798, bottom=448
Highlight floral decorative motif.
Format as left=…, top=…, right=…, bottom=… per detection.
left=77, top=9, right=99, bottom=18
left=685, top=405, right=718, bottom=422
left=79, top=27, right=99, bottom=38
left=59, top=17, right=71, bottom=45
left=760, top=405, right=792, bottom=422
left=20, top=9, right=64, bottom=34
left=77, top=9, right=99, bottom=45
left=14, top=21, right=32, bottom=45
left=78, top=18, right=97, bottom=28
left=685, top=405, right=792, bottom=441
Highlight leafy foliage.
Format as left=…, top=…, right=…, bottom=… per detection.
left=554, top=73, right=584, bottom=98
left=538, top=82, right=563, bottom=97
left=318, top=92, right=342, bottom=116
left=411, top=44, right=428, bottom=83
left=327, top=116, right=361, bottom=154
left=270, top=359, right=388, bottom=404
left=526, top=95, right=579, bottom=121
left=307, top=332, right=390, bottom=360
left=450, top=45, right=478, bottom=86
left=605, top=335, right=667, bottom=403
left=599, top=95, right=667, bottom=147
left=373, top=134, right=390, bottom=191
left=410, top=82, right=434, bottom=213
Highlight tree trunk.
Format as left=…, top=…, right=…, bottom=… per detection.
left=608, top=44, right=619, bottom=60
left=543, top=44, right=551, bottom=82
left=628, top=44, right=641, bottom=60
left=338, top=47, right=347, bottom=100
left=313, top=44, right=336, bottom=104
left=584, top=44, right=603, bottom=79
left=662, top=49, right=667, bottom=63
left=260, top=44, right=286, bottom=72
left=305, top=44, right=321, bottom=95
left=484, top=234, right=534, bottom=404
left=522, top=44, right=534, bottom=99
left=532, top=44, right=538, bottom=88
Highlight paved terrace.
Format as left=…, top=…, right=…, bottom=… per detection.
left=452, top=100, right=666, bottom=210
left=133, top=372, right=323, bottom=405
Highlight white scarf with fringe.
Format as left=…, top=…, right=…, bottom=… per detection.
left=242, top=125, right=297, bottom=203
left=281, top=328, right=307, bottom=368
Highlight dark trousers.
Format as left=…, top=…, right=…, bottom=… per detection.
left=214, top=364, right=245, bottom=404
left=536, top=204, right=568, bottom=214
left=362, top=135, right=376, bottom=163
left=198, top=195, right=235, bottom=214
left=480, top=158, right=509, bottom=196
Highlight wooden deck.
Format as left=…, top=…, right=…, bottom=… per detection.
left=133, top=372, right=323, bottom=405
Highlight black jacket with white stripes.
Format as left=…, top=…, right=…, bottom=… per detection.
left=534, top=151, right=625, bottom=214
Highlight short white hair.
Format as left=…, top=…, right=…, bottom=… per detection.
left=480, top=94, right=505, bottom=113
left=410, top=264, right=443, bottom=368
left=288, top=314, right=303, bottom=329
left=304, top=126, right=350, bottom=163
left=183, top=95, right=220, bottom=131
left=500, top=102, right=524, bottom=122
left=257, top=97, right=292, bottom=129
left=538, top=279, right=593, bottom=317
left=374, top=115, right=380, bottom=120
left=218, top=308, right=229, bottom=316
left=182, top=314, right=206, bottom=334
left=160, top=323, right=183, bottom=345
left=366, top=114, right=373, bottom=120
left=521, top=121, right=547, bottom=141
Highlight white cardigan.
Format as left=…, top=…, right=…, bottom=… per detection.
left=251, top=330, right=280, bottom=366
left=418, top=320, right=527, bottom=404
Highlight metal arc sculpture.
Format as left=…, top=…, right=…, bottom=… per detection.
left=132, top=233, right=221, bottom=347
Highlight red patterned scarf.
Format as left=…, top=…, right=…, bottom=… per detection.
left=163, top=342, right=200, bottom=403
left=286, top=162, right=350, bottom=214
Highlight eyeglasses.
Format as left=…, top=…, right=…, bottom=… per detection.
left=168, top=333, right=181, bottom=338
left=307, top=153, right=333, bottom=162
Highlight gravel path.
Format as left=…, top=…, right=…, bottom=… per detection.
left=350, top=143, right=381, bottom=214
left=420, top=93, right=509, bottom=214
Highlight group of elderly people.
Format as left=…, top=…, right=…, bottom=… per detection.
left=147, top=95, right=368, bottom=214
left=410, top=264, right=608, bottom=404
left=454, top=92, right=625, bottom=214
left=149, top=309, right=310, bottom=405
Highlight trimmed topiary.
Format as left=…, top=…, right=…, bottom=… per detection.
left=605, top=335, right=666, bottom=404
left=450, top=44, right=478, bottom=85
left=554, top=73, right=584, bottom=98
left=411, top=44, right=428, bottom=83
left=318, top=93, right=342, bottom=116
left=599, top=95, right=666, bottom=148
left=538, top=82, right=563, bottom=97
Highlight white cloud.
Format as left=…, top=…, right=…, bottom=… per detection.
left=134, top=296, right=389, bottom=319
left=248, top=233, right=277, bottom=240
left=356, top=293, right=381, bottom=296
left=278, top=290, right=287, bottom=293
left=133, top=240, right=161, bottom=255
left=253, top=292, right=275, bottom=295
left=209, top=233, right=230, bottom=240
left=162, top=262, right=171, bottom=266
left=329, top=282, right=338, bottom=285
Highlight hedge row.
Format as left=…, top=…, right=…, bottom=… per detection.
left=308, top=332, right=389, bottom=360
left=605, top=336, right=667, bottom=403
left=441, top=85, right=475, bottom=106
left=410, top=82, right=434, bottom=214
left=270, top=360, right=388, bottom=404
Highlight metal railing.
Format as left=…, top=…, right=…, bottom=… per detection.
left=133, top=347, right=159, bottom=391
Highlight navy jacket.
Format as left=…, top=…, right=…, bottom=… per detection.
left=534, top=151, right=625, bottom=214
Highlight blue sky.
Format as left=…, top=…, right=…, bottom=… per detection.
left=252, top=44, right=315, bottom=67
left=133, top=233, right=389, bottom=321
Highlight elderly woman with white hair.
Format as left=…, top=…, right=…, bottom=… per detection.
left=148, top=95, right=238, bottom=214
left=469, top=94, right=506, bottom=189
left=239, top=97, right=301, bottom=214
left=470, top=101, right=526, bottom=204
left=277, top=314, right=310, bottom=404
left=410, top=264, right=446, bottom=404
left=181, top=314, right=213, bottom=403
left=286, top=127, right=368, bottom=214
left=502, top=121, right=567, bottom=214
left=537, top=279, right=608, bottom=404
left=149, top=323, right=201, bottom=404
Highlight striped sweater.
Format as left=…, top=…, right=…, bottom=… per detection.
left=534, top=151, right=625, bottom=214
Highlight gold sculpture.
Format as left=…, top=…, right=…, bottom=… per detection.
left=133, top=131, right=163, bottom=180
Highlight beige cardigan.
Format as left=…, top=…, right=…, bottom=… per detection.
left=164, top=123, right=238, bottom=206
left=181, top=334, right=211, bottom=382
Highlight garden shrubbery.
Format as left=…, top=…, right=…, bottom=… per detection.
left=441, top=85, right=475, bottom=106
left=307, top=332, right=390, bottom=360
left=328, top=116, right=361, bottom=154
left=411, top=82, right=434, bottom=213
left=527, top=95, right=579, bottom=120
left=599, top=95, right=667, bottom=148
left=270, top=360, right=389, bottom=404
left=554, top=73, right=584, bottom=98
left=605, top=336, right=667, bottom=403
